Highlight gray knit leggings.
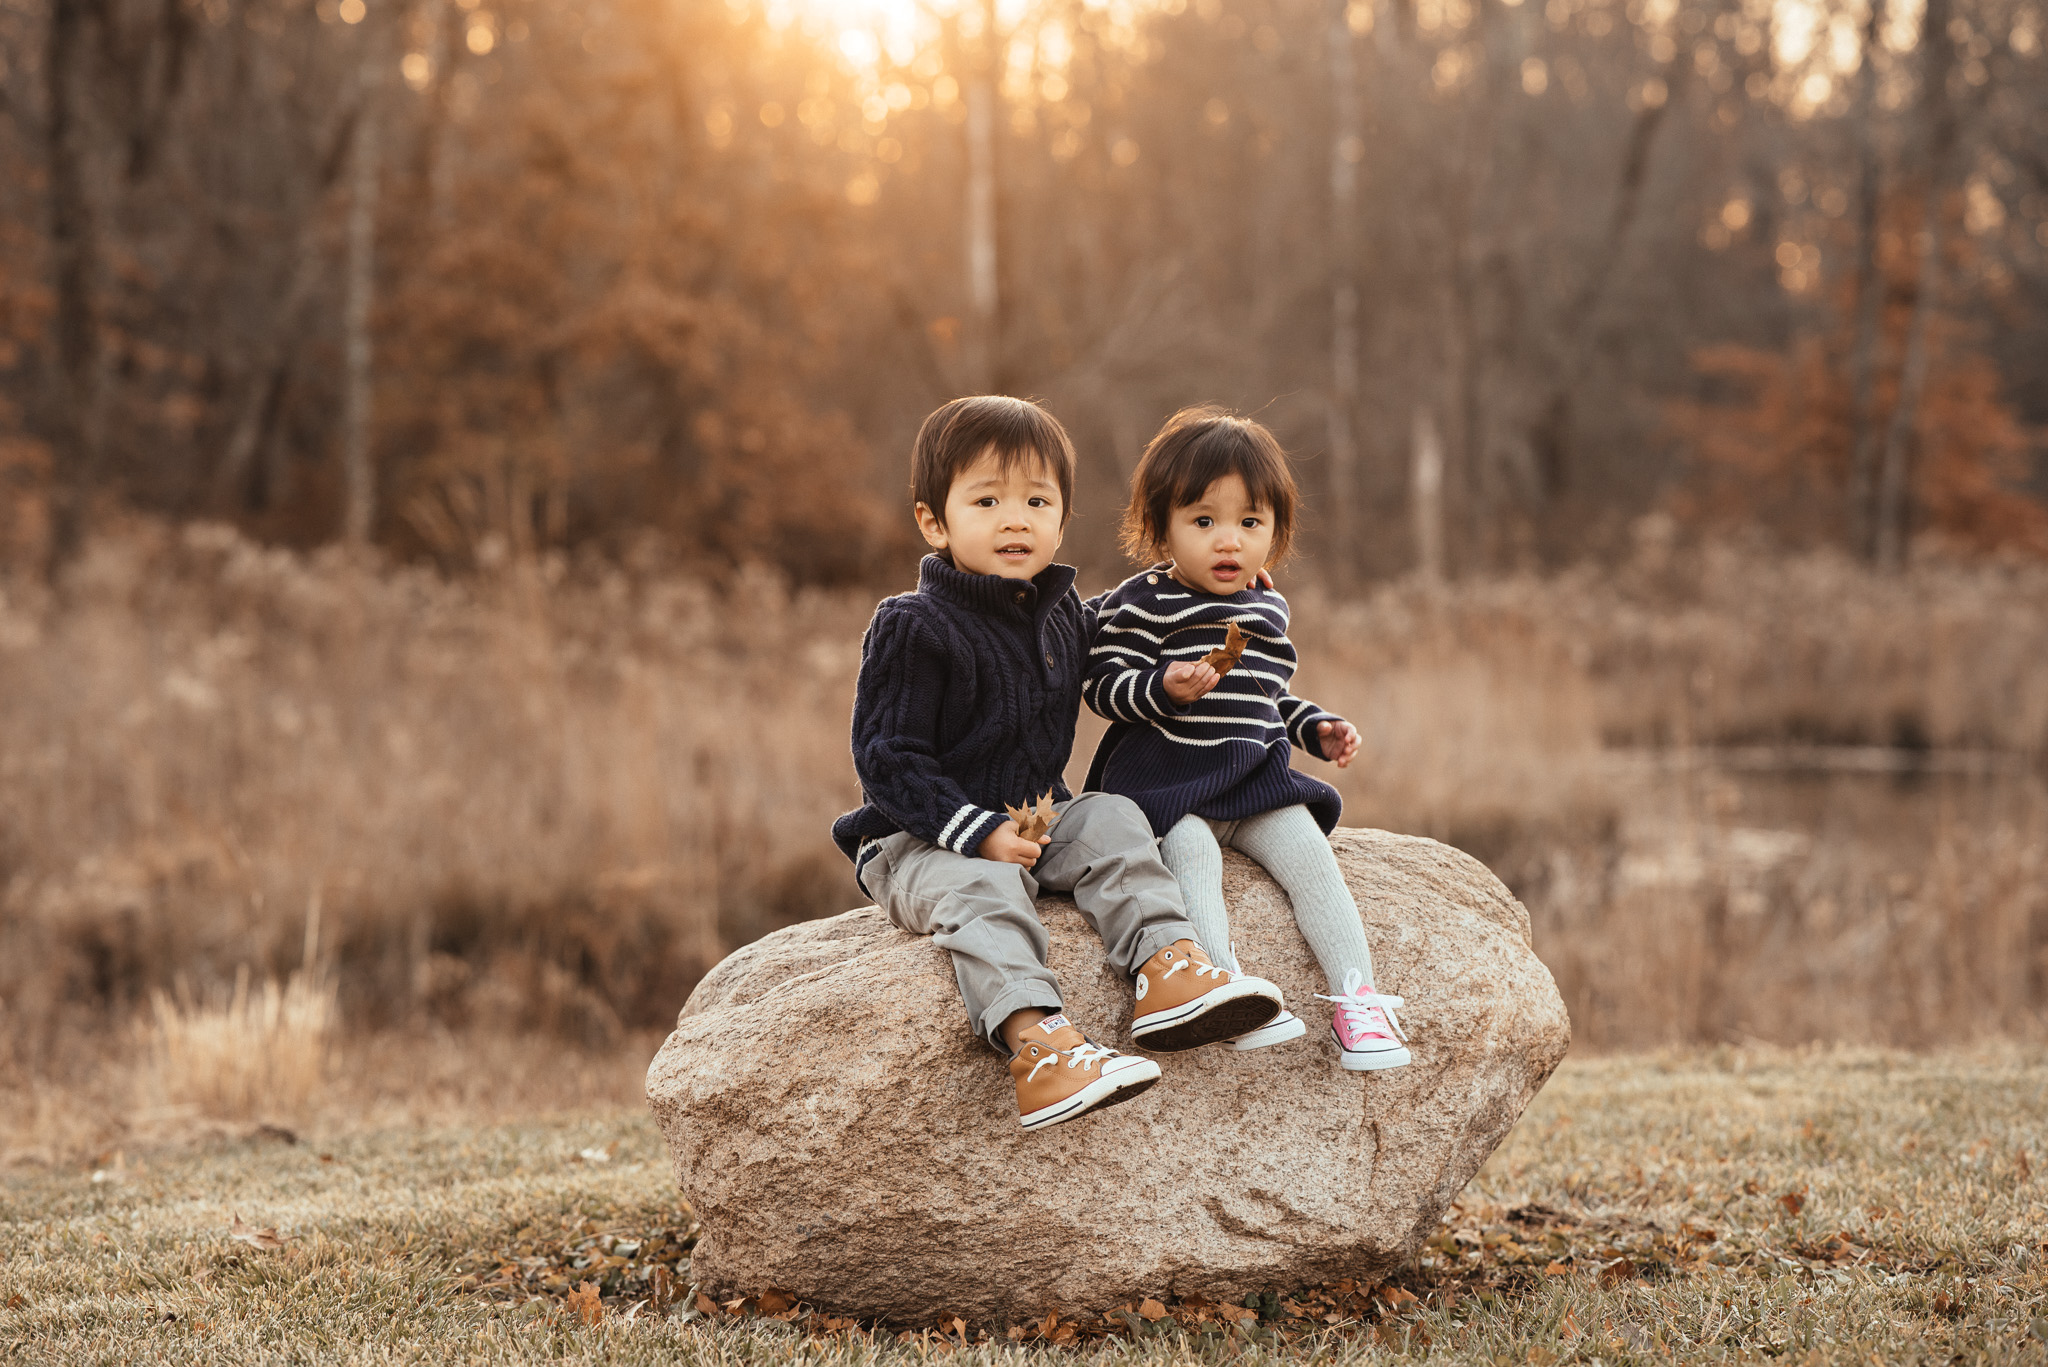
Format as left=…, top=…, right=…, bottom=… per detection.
left=1160, top=806, right=1377, bottom=994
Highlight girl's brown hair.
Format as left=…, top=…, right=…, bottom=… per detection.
left=1120, top=407, right=1299, bottom=564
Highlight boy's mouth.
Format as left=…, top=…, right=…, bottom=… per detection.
left=996, top=543, right=1034, bottom=563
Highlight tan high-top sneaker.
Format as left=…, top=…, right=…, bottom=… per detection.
left=1009, top=1014, right=1161, bottom=1131
left=1130, top=939, right=1283, bottom=1051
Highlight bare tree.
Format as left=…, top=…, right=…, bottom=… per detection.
left=1326, top=0, right=1362, bottom=566
left=1410, top=405, right=1444, bottom=581
left=963, top=0, right=1000, bottom=393
left=1873, top=0, right=1958, bottom=571
left=341, top=10, right=387, bottom=545
left=44, top=0, right=101, bottom=569
left=1843, top=0, right=1890, bottom=559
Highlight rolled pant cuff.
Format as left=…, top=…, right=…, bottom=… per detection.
left=1130, top=920, right=1200, bottom=976
left=977, top=982, right=1067, bottom=1051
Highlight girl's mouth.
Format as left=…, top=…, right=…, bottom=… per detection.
left=1211, top=560, right=1242, bottom=578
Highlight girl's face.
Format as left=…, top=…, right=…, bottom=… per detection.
left=1165, top=472, right=1274, bottom=596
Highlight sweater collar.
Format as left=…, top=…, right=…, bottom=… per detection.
left=919, top=553, right=1075, bottom=621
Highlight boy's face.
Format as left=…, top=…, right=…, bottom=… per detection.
left=1165, top=472, right=1274, bottom=596
left=914, top=448, right=1065, bottom=581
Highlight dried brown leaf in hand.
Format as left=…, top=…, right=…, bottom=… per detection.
left=1003, top=791, right=1061, bottom=842
left=227, top=1214, right=289, bottom=1252
left=1202, top=621, right=1247, bottom=674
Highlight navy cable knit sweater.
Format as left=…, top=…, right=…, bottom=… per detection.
left=1082, top=565, right=1345, bottom=836
left=832, top=554, right=1091, bottom=884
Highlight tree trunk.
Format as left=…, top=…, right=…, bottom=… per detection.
left=45, top=0, right=102, bottom=570
left=214, top=104, right=364, bottom=511
left=1843, top=0, right=1889, bottom=559
left=341, top=18, right=385, bottom=546
left=1326, top=0, right=1362, bottom=571
left=1873, top=0, right=1957, bottom=572
left=963, top=0, right=1000, bottom=394
left=1410, top=406, right=1444, bottom=582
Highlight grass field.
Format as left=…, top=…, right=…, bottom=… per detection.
left=5, top=1048, right=2045, bottom=1364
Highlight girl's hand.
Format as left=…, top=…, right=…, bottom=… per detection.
left=1255, top=567, right=1276, bottom=590
left=979, top=820, right=1050, bottom=867
left=1317, top=719, right=1361, bottom=769
left=1163, top=660, right=1221, bottom=704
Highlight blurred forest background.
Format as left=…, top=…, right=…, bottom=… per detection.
left=0, top=0, right=2045, bottom=1151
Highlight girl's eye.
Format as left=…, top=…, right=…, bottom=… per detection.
left=1241, top=517, right=1261, bottom=529
left=1194, top=516, right=1213, bottom=528
left=1029, top=497, right=1050, bottom=508
left=975, top=497, right=997, bottom=507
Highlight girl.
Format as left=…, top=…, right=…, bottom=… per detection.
left=1082, top=407, right=1411, bottom=1070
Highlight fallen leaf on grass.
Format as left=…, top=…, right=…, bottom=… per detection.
left=1137, top=1298, right=1167, bottom=1321
left=1202, top=621, right=1247, bottom=674
left=1544, top=1261, right=1570, bottom=1276
left=1778, top=1188, right=1807, bottom=1217
left=757, top=1289, right=794, bottom=1315
left=566, top=1281, right=603, bottom=1327
left=695, top=1292, right=719, bottom=1316
left=5, top=1294, right=24, bottom=1310
left=1004, top=792, right=1060, bottom=842
left=228, top=1214, right=289, bottom=1252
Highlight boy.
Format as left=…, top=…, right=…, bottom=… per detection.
left=833, top=395, right=1283, bottom=1131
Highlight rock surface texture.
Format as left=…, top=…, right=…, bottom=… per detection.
left=646, top=827, right=1570, bottom=1325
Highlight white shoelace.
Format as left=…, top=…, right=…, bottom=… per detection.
left=1315, top=969, right=1409, bottom=1042
left=1025, top=1040, right=1118, bottom=1083
left=1192, top=958, right=1232, bottom=981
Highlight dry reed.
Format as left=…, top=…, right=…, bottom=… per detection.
left=144, top=963, right=336, bottom=1120
left=2, top=520, right=2044, bottom=1090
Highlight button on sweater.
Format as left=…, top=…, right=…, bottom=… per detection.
left=1082, top=566, right=1345, bottom=837
left=832, top=554, right=1090, bottom=877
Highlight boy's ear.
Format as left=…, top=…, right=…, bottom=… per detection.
left=913, top=501, right=949, bottom=551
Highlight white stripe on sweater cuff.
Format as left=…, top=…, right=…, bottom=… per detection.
left=951, top=808, right=1008, bottom=856
left=937, top=803, right=978, bottom=849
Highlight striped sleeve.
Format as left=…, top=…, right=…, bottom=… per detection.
left=1083, top=607, right=1189, bottom=724
left=1277, top=691, right=1344, bottom=759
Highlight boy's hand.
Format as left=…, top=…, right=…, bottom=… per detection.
left=1317, top=719, right=1361, bottom=769
left=1163, top=660, right=1221, bottom=704
left=979, top=820, right=1050, bottom=867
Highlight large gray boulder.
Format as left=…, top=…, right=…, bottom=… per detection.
left=645, top=827, right=1569, bottom=1325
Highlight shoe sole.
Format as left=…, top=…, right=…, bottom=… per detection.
left=1337, top=1045, right=1412, bottom=1071
left=1228, top=1012, right=1308, bottom=1051
left=1019, top=1061, right=1162, bottom=1130
left=1132, top=981, right=1283, bottom=1052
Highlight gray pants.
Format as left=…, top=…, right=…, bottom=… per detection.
left=1160, top=805, right=1377, bottom=994
left=860, top=792, right=1199, bottom=1046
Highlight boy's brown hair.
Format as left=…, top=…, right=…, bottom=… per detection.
left=1120, top=406, right=1299, bottom=564
left=912, top=396, right=1077, bottom=527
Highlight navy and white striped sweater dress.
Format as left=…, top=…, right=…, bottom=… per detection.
left=1081, top=566, right=1346, bottom=838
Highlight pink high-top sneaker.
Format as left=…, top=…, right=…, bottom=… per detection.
left=1316, top=969, right=1411, bottom=1071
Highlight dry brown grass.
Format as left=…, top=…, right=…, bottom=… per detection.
left=3, top=521, right=2045, bottom=1135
